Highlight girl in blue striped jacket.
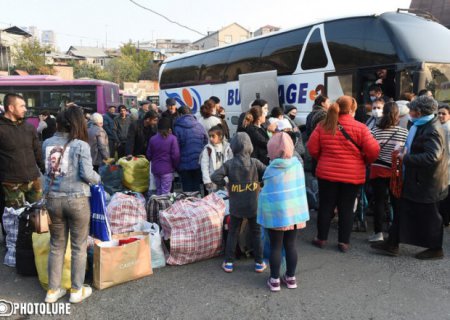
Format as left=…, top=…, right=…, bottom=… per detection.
left=257, top=132, right=309, bottom=292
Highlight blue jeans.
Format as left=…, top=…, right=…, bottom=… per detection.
left=47, top=196, right=90, bottom=290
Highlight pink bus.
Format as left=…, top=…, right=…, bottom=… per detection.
left=0, top=75, right=120, bottom=126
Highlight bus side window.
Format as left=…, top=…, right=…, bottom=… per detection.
left=301, top=28, right=328, bottom=70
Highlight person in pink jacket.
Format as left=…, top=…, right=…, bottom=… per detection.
left=307, top=95, right=380, bottom=252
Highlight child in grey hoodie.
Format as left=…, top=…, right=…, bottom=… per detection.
left=211, top=132, right=266, bottom=273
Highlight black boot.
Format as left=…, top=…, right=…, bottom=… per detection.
left=415, top=248, right=444, bottom=260
left=370, top=240, right=399, bottom=257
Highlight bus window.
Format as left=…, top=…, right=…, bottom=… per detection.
left=42, top=89, right=71, bottom=111
left=424, top=63, right=450, bottom=102
left=160, top=59, right=183, bottom=88
left=200, top=47, right=233, bottom=84
left=73, top=90, right=96, bottom=112
left=224, top=37, right=269, bottom=81
left=325, top=18, right=398, bottom=72
left=179, top=54, right=205, bottom=85
left=301, top=28, right=328, bottom=70
left=260, top=28, right=309, bottom=75
left=399, top=69, right=414, bottom=98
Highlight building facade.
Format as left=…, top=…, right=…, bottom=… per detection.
left=254, top=25, right=281, bottom=37
left=193, top=23, right=251, bottom=50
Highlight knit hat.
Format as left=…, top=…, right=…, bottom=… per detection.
left=267, top=132, right=294, bottom=160
left=284, top=105, right=297, bottom=115
left=158, top=117, right=172, bottom=130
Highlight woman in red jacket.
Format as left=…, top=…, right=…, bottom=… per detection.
left=307, top=96, right=380, bottom=252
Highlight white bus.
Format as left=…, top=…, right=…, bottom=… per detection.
left=159, top=10, right=450, bottom=134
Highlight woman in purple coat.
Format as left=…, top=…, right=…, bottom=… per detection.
left=146, top=117, right=180, bottom=195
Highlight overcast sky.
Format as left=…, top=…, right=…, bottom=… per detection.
left=0, top=0, right=411, bottom=51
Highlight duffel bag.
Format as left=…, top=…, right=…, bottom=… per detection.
left=146, top=191, right=200, bottom=225
left=117, top=156, right=149, bottom=193
left=2, top=206, right=27, bottom=267
left=16, top=208, right=37, bottom=276
left=107, top=192, right=146, bottom=234
left=160, top=193, right=225, bottom=265
left=99, top=164, right=124, bottom=195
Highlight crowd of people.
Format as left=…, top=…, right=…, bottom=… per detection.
left=0, top=84, right=449, bottom=300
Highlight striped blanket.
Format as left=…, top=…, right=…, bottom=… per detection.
left=257, top=157, right=309, bottom=229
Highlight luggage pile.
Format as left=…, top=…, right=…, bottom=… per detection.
left=1, top=157, right=230, bottom=292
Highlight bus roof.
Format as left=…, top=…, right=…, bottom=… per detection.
left=163, top=11, right=450, bottom=65
left=0, top=75, right=119, bottom=87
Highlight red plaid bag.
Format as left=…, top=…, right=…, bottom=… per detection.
left=106, top=192, right=146, bottom=234
left=160, top=193, right=226, bottom=265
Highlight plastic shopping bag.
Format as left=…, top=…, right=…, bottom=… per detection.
left=133, top=221, right=166, bottom=268
left=90, top=184, right=112, bottom=241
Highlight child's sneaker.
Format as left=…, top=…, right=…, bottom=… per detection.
left=222, top=262, right=233, bottom=273
left=267, top=277, right=281, bottom=292
left=69, top=285, right=92, bottom=304
left=281, top=274, right=298, bottom=289
left=254, top=261, right=267, bottom=273
left=45, top=288, right=66, bottom=303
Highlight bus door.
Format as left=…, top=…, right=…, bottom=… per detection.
left=324, top=71, right=356, bottom=103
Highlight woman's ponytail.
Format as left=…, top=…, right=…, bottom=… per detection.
left=322, top=102, right=340, bottom=135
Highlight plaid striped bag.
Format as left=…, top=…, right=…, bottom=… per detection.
left=160, top=193, right=225, bottom=265
left=106, top=192, right=146, bottom=234
left=146, top=192, right=200, bottom=225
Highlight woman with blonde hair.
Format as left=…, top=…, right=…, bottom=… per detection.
left=307, top=96, right=380, bottom=252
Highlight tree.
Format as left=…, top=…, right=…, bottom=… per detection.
left=139, top=61, right=160, bottom=81
left=71, top=62, right=111, bottom=81
left=104, top=55, right=141, bottom=87
left=13, top=39, right=54, bottom=75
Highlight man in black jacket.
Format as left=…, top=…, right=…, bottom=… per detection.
left=126, top=110, right=158, bottom=156
left=372, top=96, right=448, bottom=260
left=0, top=94, right=44, bottom=235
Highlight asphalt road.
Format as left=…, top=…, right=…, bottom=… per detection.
left=1, top=212, right=450, bottom=320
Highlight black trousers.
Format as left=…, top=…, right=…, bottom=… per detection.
left=370, top=178, right=398, bottom=233
left=268, top=228, right=298, bottom=279
left=439, top=191, right=450, bottom=226
left=317, top=179, right=360, bottom=244
left=225, top=215, right=263, bottom=263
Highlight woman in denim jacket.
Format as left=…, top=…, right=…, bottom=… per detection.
left=42, top=107, right=100, bottom=304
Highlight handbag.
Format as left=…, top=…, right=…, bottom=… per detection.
left=31, top=142, right=68, bottom=234
left=390, top=152, right=403, bottom=198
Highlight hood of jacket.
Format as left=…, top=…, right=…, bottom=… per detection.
left=396, top=100, right=410, bottom=116
left=175, top=114, right=197, bottom=129
left=230, top=132, right=253, bottom=157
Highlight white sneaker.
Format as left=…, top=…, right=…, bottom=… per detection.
left=45, top=288, right=66, bottom=303
left=368, top=232, right=384, bottom=242
left=69, top=285, right=92, bottom=304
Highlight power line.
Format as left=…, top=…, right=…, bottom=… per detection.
left=129, top=0, right=206, bottom=37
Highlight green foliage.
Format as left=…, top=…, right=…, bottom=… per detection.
left=13, top=39, right=54, bottom=75
left=139, top=61, right=160, bottom=81
left=72, top=62, right=111, bottom=81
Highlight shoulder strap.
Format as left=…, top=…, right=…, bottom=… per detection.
left=337, top=122, right=362, bottom=151
left=378, top=128, right=399, bottom=151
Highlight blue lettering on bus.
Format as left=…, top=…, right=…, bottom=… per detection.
left=286, top=84, right=297, bottom=104
left=298, top=83, right=308, bottom=103
left=227, top=83, right=308, bottom=105
left=278, top=85, right=285, bottom=105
